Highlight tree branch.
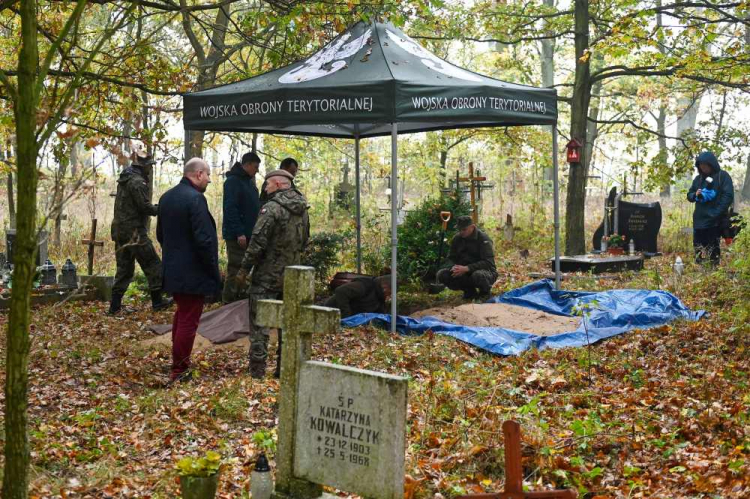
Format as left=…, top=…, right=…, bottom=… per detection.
left=591, top=118, right=688, bottom=145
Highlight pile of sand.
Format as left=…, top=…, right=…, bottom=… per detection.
left=412, top=302, right=580, bottom=336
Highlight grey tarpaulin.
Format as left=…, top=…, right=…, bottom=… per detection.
left=183, top=19, right=560, bottom=332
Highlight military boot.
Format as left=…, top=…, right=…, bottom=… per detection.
left=151, top=291, right=174, bottom=311
left=107, top=293, right=123, bottom=315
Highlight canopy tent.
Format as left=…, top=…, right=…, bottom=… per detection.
left=184, top=20, right=562, bottom=332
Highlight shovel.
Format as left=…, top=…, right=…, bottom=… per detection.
left=428, top=211, right=452, bottom=294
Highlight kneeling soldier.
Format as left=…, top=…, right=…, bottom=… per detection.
left=436, top=215, right=498, bottom=299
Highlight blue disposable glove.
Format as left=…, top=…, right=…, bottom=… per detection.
left=702, top=188, right=716, bottom=202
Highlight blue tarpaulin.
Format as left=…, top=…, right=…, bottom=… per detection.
left=341, top=280, right=705, bottom=356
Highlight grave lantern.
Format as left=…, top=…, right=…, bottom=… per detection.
left=566, top=138, right=583, bottom=163
left=40, top=259, right=57, bottom=286
left=61, top=258, right=78, bottom=288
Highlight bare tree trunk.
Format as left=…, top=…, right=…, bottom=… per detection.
left=3, top=0, right=39, bottom=495
left=657, top=106, right=670, bottom=197
left=540, top=0, right=556, bottom=186
left=585, top=75, right=603, bottom=190
left=714, top=90, right=727, bottom=144
left=6, top=172, right=15, bottom=228
left=5, top=139, right=16, bottom=228
left=181, top=1, right=231, bottom=159
left=565, top=0, right=592, bottom=256
left=53, top=140, right=75, bottom=246
left=656, top=0, right=670, bottom=198
left=677, top=93, right=701, bottom=181
left=438, top=149, right=448, bottom=187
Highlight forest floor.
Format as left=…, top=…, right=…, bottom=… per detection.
left=0, top=245, right=748, bottom=499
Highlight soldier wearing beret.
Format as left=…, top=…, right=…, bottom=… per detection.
left=436, top=215, right=498, bottom=299
left=237, top=169, right=310, bottom=379
left=259, top=157, right=299, bottom=205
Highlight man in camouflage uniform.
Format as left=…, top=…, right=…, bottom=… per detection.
left=109, top=151, right=171, bottom=314
left=437, top=215, right=498, bottom=299
left=236, top=169, right=310, bottom=379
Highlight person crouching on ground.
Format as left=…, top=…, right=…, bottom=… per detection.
left=157, top=158, right=220, bottom=384
left=324, top=275, right=392, bottom=318
left=436, top=215, right=498, bottom=299
left=687, top=151, right=734, bottom=265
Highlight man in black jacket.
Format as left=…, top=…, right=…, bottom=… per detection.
left=157, top=158, right=220, bottom=383
left=222, top=151, right=261, bottom=303
left=687, top=151, right=734, bottom=264
left=324, top=275, right=391, bottom=318
left=437, top=216, right=498, bottom=299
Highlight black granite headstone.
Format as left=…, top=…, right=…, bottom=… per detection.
left=592, top=188, right=661, bottom=253
left=5, top=229, right=48, bottom=267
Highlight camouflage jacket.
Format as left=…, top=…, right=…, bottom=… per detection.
left=111, top=165, right=157, bottom=242
left=241, top=188, right=310, bottom=292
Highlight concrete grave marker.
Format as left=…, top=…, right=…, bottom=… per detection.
left=295, top=362, right=407, bottom=499
left=257, top=266, right=408, bottom=499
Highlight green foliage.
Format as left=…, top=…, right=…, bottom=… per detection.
left=124, top=271, right=149, bottom=299
left=395, top=192, right=471, bottom=283
left=303, top=230, right=352, bottom=287
left=727, top=224, right=750, bottom=323
left=175, top=451, right=222, bottom=477
left=252, top=429, right=277, bottom=456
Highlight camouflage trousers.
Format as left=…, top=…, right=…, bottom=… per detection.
left=112, top=235, right=163, bottom=295
left=437, top=268, right=497, bottom=294
left=248, top=288, right=281, bottom=364
left=222, top=239, right=249, bottom=304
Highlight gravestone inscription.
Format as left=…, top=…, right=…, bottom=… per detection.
left=295, top=362, right=407, bottom=499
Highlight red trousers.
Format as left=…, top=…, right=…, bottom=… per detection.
left=171, top=293, right=205, bottom=379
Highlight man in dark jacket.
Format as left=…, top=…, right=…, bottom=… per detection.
left=687, top=151, right=734, bottom=264
left=236, top=169, right=310, bottom=379
left=109, top=151, right=170, bottom=314
left=259, top=157, right=299, bottom=205
left=222, top=151, right=261, bottom=303
left=437, top=215, right=498, bottom=299
left=324, top=275, right=391, bottom=318
left=157, top=158, right=220, bottom=383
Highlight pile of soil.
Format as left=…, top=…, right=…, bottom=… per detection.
left=412, top=302, right=580, bottom=336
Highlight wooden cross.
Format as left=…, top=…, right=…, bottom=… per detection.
left=457, top=420, right=577, bottom=499
left=80, top=219, right=104, bottom=275
left=256, top=266, right=341, bottom=498
left=457, top=162, right=488, bottom=224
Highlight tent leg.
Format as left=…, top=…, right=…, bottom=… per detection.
left=552, top=126, right=561, bottom=290
left=355, top=136, right=362, bottom=274
left=390, top=124, right=398, bottom=334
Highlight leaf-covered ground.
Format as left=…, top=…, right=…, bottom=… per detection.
left=0, top=251, right=748, bottom=498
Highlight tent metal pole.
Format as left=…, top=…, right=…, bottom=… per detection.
left=552, top=126, right=562, bottom=290
left=355, top=135, right=362, bottom=273
left=390, top=123, right=398, bottom=333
